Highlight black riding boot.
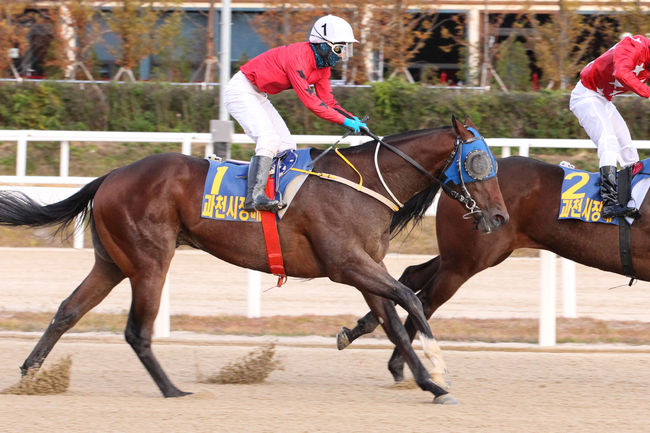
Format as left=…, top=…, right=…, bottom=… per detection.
left=600, top=166, right=639, bottom=218
left=243, top=155, right=285, bottom=213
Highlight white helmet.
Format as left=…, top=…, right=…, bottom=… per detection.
left=309, top=15, right=358, bottom=44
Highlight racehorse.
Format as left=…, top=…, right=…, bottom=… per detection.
left=337, top=155, right=650, bottom=382
left=0, top=116, right=508, bottom=404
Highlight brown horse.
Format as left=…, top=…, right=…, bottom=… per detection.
left=337, top=155, right=650, bottom=382
left=0, top=116, right=508, bottom=404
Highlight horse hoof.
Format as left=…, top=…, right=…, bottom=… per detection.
left=336, top=327, right=351, bottom=350
left=165, top=390, right=193, bottom=398
left=433, top=394, right=459, bottom=405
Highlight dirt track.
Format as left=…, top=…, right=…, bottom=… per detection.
left=1, top=248, right=650, bottom=432
left=1, top=333, right=649, bottom=433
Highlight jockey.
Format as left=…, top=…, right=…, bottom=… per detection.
left=224, top=14, right=367, bottom=213
left=569, top=33, right=648, bottom=219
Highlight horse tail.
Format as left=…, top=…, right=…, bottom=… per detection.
left=0, top=173, right=110, bottom=235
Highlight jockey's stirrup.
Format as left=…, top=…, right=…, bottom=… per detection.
left=243, top=155, right=286, bottom=213
left=599, top=165, right=640, bottom=219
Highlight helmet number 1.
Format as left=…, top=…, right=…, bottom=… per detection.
left=321, top=23, right=327, bottom=36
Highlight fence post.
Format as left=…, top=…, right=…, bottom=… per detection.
left=181, top=137, right=192, bottom=155
left=16, top=133, right=27, bottom=176
left=539, top=250, right=557, bottom=346
left=518, top=142, right=530, bottom=157
left=209, top=119, right=233, bottom=159
left=73, top=215, right=84, bottom=249
left=60, top=141, right=70, bottom=177
left=562, top=258, right=576, bottom=318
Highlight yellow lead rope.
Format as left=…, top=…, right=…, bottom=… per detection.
left=334, top=148, right=363, bottom=190
left=289, top=150, right=401, bottom=212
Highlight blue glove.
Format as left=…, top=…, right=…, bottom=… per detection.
left=343, top=116, right=368, bottom=133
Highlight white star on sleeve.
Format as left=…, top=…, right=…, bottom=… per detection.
left=609, top=79, right=624, bottom=88
left=633, top=64, right=645, bottom=75
left=597, top=88, right=605, bottom=97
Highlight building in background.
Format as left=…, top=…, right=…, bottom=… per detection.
left=9, top=1, right=650, bottom=86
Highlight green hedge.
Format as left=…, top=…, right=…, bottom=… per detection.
left=1, top=79, right=650, bottom=140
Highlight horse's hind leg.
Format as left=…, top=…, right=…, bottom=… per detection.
left=21, top=255, right=125, bottom=374
left=125, top=272, right=190, bottom=398
left=362, top=293, right=458, bottom=405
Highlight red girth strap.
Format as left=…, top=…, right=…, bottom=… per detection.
left=260, top=176, right=287, bottom=287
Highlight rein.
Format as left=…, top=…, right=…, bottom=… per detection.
left=363, top=128, right=485, bottom=215
left=297, top=127, right=489, bottom=214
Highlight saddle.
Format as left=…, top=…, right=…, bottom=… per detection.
left=201, top=149, right=311, bottom=223
left=558, top=161, right=650, bottom=282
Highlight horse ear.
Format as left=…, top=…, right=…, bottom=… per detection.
left=464, top=116, right=476, bottom=129
left=452, top=114, right=470, bottom=138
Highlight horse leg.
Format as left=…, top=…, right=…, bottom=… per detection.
left=336, top=257, right=440, bottom=350
left=388, top=267, right=468, bottom=383
left=21, top=255, right=125, bottom=375
left=362, top=293, right=458, bottom=405
left=332, top=257, right=453, bottom=401
left=336, top=313, right=380, bottom=350
left=125, top=272, right=190, bottom=398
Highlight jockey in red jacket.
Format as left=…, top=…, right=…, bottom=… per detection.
left=569, top=34, right=649, bottom=218
left=224, top=15, right=366, bottom=213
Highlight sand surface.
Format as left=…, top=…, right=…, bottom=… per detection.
left=1, top=248, right=649, bottom=433
left=0, top=333, right=649, bottom=433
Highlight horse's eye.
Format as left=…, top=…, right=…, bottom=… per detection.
left=464, top=150, right=494, bottom=180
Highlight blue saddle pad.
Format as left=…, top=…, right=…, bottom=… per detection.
left=201, top=149, right=313, bottom=222
left=558, top=159, right=650, bottom=225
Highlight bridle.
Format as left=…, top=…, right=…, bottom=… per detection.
left=364, top=127, right=496, bottom=218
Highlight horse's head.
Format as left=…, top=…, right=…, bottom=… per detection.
left=442, top=115, right=509, bottom=233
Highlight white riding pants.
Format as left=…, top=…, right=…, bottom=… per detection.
left=224, top=71, right=297, bottom=158
left=569, top=81, right=638, bottom=167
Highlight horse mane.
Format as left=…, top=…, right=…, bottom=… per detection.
left=335, top=126, right=451, bottom=237
left=385, top=127, right=451, bottom=238
left=390, top=184, right=440, bottom=238
left=382, top=126, right=451, bottom=144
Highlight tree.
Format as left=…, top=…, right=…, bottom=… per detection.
left=0, top=1, right=30, bottom=79
left=371, top=0, right=443, bottom=83
left=48, top=0, right=105, bottom=81
left=250, top=1, right=452, bottom=84
left=495, top=41, right=532, bottom=91
left=251, top=1, right=325, bottom=47
left=524, top=0, right=604, bottom=90
left=606, top=0, right=650, bottom=36
left=103, top=0, right=182, bottom=82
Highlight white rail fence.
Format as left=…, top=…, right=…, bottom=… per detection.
left=2, top=130, right=649, bottom=343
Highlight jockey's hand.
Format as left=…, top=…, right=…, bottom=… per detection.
left=343, top=116, right=368, bottom=133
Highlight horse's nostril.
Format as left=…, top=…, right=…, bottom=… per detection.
left=493, top=214, right=507, bottom=226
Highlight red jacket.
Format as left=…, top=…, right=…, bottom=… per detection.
left=580, top=35, right=650, bottom=100
left=240, top=42, right=351, bottom=124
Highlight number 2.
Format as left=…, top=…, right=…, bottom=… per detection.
left=561, top=172, right=589, bottom=200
